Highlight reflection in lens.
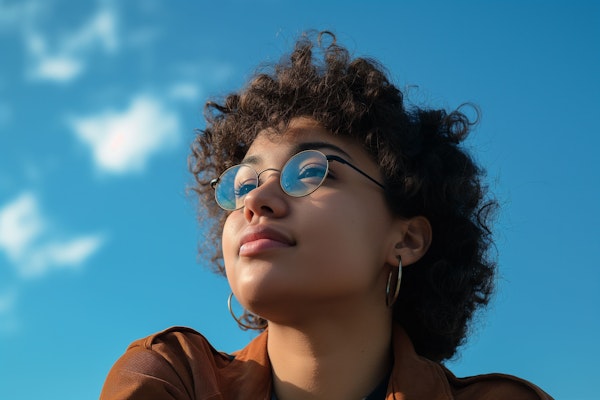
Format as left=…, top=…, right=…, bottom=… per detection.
left=216, top=165, right=257, bottom=210
left=281, top=151, right=328, bottom=197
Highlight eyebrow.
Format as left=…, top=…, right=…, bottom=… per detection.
left=241, top=141, right=353, bottom=165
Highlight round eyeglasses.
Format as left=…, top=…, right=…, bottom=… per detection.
left=210, top=149, right=385, bottom=211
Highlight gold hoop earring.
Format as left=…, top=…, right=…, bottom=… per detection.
left=386, top=256, right=402, bottom=307
left=227, top=292, right=267, bottom=330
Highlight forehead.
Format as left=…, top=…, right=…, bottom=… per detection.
left=245, top=118, right=362, bottom=160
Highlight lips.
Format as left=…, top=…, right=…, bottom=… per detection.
left=239, top=226, right=295, bottom=256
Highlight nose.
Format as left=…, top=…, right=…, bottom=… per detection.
left=243, top=170, right=289, bottom=221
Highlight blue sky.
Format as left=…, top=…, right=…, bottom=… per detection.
left=0, top=1, right=598, bottom=399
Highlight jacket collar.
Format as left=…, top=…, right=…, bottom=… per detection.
left=386, top=324, right=452, bottom=399
left=229, top=323, right=451, bottom=400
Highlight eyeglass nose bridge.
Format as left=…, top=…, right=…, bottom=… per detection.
left=237, top=168, right=284, bottom=209
left=256, top=167, right=281, bottom=187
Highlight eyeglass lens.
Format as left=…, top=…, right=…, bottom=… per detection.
left=214, top=150, right=329, bottom=211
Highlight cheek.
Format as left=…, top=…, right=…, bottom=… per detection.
left=222, top=214, right=240, bottom=278
left=303, top=195, right=389, bottom=275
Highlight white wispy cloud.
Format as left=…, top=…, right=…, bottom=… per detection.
left=168, top=82, right=201, bottom=102
left=0, top=192, right=105, bottom=279
left=69, top=94, right=180, bottom=174
left=28, top=53, right=84, bottom=83
left=24, top=5, right=119, bottom=82
left=0, top=193, right=44, bottom=261
left=62, top=7, right=118, bottom=53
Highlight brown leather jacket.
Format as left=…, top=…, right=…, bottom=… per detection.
left=100, top=325, right=553, bottom=399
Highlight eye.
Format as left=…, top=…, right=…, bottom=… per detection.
left=297, top=163, right=327, bottom=181
left=234, top=179, right=257, bottom=198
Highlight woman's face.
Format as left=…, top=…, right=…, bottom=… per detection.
left=222, top=118, right=401, bottom=323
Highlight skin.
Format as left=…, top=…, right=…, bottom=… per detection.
left=222, top=117, right=431, bottom=400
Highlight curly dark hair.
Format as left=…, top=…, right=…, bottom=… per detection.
left=189, top=31, right=497, bottom=363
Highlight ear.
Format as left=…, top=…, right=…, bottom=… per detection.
left=385, top=216, right=432, bottom=267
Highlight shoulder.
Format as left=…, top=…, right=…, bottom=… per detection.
left=390, top=325, right=553, bottom=399
left=100, top=327, right=232, bottom=400
left=442, top=366, right=554, bottom=400
left=122, top=326, right=233, bottom=375
left=128, top=326, right=229, bottom=361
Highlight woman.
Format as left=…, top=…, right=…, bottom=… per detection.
left=100, top=32, right=553, bottom=399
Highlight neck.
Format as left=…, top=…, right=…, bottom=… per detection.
left=267, top=307, right=393, bottom=400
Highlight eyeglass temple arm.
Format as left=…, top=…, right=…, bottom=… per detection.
left=326, top=155, right=385, bottom=189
